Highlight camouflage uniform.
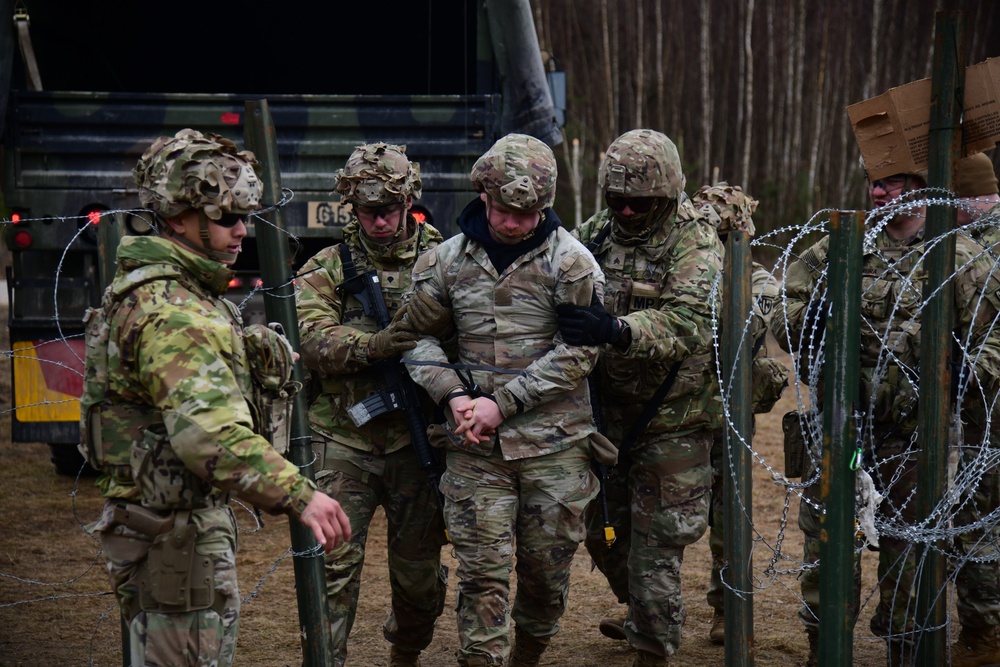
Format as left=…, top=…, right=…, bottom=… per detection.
left=772, top=223, right=998, bottom=647
left=953, top=156, right=1000, bottom=657
left=403, top=134, right=602, bottom=666
left=569, top=130, right=725, bottom=659
left=83, top=130, right=328, bottom=667
left=90, top=236, right=317, bottom=667
left=296, top=157, right=448, bottom=665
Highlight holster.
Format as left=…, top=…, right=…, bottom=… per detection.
left=137, top=511, right=217, bottom=614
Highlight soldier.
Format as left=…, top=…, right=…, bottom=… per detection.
left=295, top=142, right=450, bottom=667
left=690, top=184, right=789, bottom=645
left=555, top=129, right=725, bottom=666
left=80, top=129, right=350, bottom=667
left=950, top=151, right=1000, bottom=667
left=403, top=133, right=603, bottom=667
left=771, top=162, right=999, bottom=666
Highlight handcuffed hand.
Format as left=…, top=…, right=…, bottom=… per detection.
left=555, top=293, right=625, bottom=346
left=407, top=291, right=453, bottom=339
left=366, top=306, right=419, bottom=360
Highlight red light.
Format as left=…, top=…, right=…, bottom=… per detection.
left=13, top=229, right=32, bottom=249
left=411, top=210, right=427, bottom=224
left=88, top=210, right=102, bottom=225
left=255, top=279, right=264, bottom=288
left=228, top=277, right=244, bottom=289
left=221, top=112, right=241, bottom=125
left=10, top=212, right=21, bottom=223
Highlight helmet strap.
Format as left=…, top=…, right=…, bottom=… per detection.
left=167, top=210, right=239, bottom=264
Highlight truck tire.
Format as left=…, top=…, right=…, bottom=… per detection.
left=49, top=444, right=99, bottom=477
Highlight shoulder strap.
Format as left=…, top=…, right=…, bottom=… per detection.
left=338, top=242, right=357, bottom=281
left=617, top=361, right=682, bottom=461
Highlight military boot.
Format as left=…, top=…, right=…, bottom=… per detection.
left=599, top=615, right=628, bottom=641
left=709, top=609, right=725, bottom=645
left=632, top=649, right=669, bottom=666
left=508, top=628, right=550, bottom=667
left=951, top=626, right=1000, bottom=667
left=389, top=645, right=421, bottom=667
left=804, top=628, right=818, bottom=667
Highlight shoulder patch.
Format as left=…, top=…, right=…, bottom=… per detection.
left=414, top=249, right=438, bottom=273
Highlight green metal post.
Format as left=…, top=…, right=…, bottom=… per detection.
left=244, top=99, right=333, bottom=667
left=96, top=212, right=124, bottom=290
left=916, top=11, right=965, bottom=665
left=818, top=210, right=864, bottom=667
left=722, top=230, right=754, bottom=667
left=96, top=211, right=128, bottom=667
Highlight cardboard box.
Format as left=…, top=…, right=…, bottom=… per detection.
left=847, top=57, right=1000, bottom=181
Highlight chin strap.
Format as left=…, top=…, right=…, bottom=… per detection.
left=166, top=210, right=238, bottom=264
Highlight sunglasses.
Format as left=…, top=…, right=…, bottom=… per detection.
left=212, top=213, right=246, bottom=228
left=605, top=194, right=656, bottom=214
left=356, top=203, right=405, bottom=219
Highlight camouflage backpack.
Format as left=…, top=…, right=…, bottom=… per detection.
left=80, top=271, right=299, bottom=496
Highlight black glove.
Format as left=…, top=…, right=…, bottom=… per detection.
left=555, top=293, right=625, bottom=346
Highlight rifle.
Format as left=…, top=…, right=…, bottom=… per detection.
left=335, top=244, right=444, bottom=507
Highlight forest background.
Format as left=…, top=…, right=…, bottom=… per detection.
left=530, top=0, right=1000, bottom=254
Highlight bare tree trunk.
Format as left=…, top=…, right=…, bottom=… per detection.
left=807, top=7, right=829, bottom=210
left=699, top=0, right=712, bottom=184
left=740, top=0, right=755, bottom=186
left=610, top=0, right=620, bottom=131
left=655, top=0, right=664, bottom=131
left=865, top=0, right=882, bottom=99
left=765, top=0, right=777, bottom=180
left=636, top=0, right=645, bottom=127
left=735, top=1, right=746, bottom=184
left=601, top=0, right=615, bottom=143
left=560, top=134, right=584, bottom=228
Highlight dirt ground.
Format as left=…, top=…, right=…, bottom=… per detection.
left=0, top=302, right=889, bottom=666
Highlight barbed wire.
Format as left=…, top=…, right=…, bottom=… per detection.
left=3, top=188, right=1000, bottom=658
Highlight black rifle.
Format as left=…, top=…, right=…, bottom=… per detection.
left=335, top=244, right=443, bottom=503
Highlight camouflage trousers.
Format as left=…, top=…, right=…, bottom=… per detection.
left=953, top=441, right=1000, bottom=630
left=93, top=500, right=240, bottom=667
left=314, top=438, right=448, bottom=666
left=585, top=428, right=713, bottom=657
left=440, top=441, right=598, bottom=666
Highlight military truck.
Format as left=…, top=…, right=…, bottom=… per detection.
left=0, top=0, right=563, bottom=474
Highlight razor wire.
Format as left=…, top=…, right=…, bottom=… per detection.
left=1, top=188, right=1000, bottom=662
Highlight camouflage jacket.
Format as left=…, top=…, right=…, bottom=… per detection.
left=573, top=199, right=725, bottom=436
left=101, top=235, right=316, bottom=515
left=404, top=205, right=603, bottom=461
left=772, top=225, right=996, bottom=435
left=296, top=217, right=443, bottom=455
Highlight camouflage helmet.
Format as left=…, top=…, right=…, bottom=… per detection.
left=133, top=128, right=262, bottom=220
left=599, top=129, right=686, bottom=200
left=471, top=133, right=557, bottom=211
left=692, top=182, right=758, bottom=236
left=334, top=142, right=422, bottom=206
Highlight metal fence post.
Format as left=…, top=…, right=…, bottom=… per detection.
left=916, top=10, right=965, bottom=664
left=244, top=99, right=334, bottom=667
left=818, top=210, right=864, bottom=667
left=722, top=230, right=754, bottom=666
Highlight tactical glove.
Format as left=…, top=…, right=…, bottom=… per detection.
left=366, top=306, right=419, bottom=360
left=407, top=291, right=453, bottom=339
left=555, top=294, right=626, bottom=346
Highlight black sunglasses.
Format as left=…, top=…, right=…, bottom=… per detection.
left=212, top=213, right=246, bottom=228
left=605, top=194, right=656, bottom=214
